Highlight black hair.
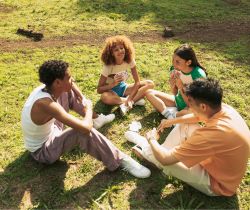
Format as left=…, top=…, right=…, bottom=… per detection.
left=174, top=44, right=206, bottom=74
left=39, top=60, right=69, bottom=87
left=185, top=78, right=223, bottom=109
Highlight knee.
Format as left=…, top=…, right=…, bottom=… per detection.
left=101, top=92, right=112, bottom=105
left=145, top=88, right=155, bottom=97
left=145, top=80, right=155, bottom=89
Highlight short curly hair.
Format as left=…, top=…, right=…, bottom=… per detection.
left=185, top=78, right=223, bottom=109
left=101, top=35, right=135, bottom=65
left=39, top=60, right=69, bottom=87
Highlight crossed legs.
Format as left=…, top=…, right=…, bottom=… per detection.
left=129, top=124, right=217, bottom=196
left=100, top=80, right=154, bottom=105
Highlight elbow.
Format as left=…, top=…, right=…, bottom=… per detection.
left=161, top=157, right=178, bottom=166
left=156, top=155, right=173, bottom=166
left=141, top=80, right=154, bottom=90
left=146, top=80, right=155, bottom=89
left=161, top=160, right=171, bottom=166
left=158, top=158, right=169, bottom=166
left=97, top=88, right=102, bottom=94
left=135, top=81, right=141, bottom=86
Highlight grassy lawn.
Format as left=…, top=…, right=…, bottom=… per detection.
left=0, top=0, right=250, bottom=209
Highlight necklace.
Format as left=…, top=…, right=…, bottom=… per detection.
left=42, top=87, right=57, bottom=102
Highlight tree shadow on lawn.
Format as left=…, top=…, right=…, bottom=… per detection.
left=0, top=150, right=240, bottom=209
left=0, top=150, right=135, bottom=209
left=77, top=0, right=157, bottom=22
left=65, top=168, right=136, bottom=208
left=76, top=0, right=250, bottom=25
left=93, top=99, right=114, bottom=115
left=75, top=0, right=250, bottom=67
left=93, top=100, right=157, bottom=137
left=136, top=110, right=173, bottom=144
left=123, top=111, right=240, bottom=209
left=129, top=171, right=239, bottom=209
left=0, top=151, right=70, bottom=209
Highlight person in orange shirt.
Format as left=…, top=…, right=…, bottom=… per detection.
left=125, top=78, right=250, bottom=196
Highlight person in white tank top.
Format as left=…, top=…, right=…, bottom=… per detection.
left=20, top=60, right=151, bottom=179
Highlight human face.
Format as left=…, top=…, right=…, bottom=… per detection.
left=112, top=44, right=125, bottom=64
left=172, top=54, right=192, bottom=73
left=61, top=68, right=73, bottom=92
left=187, top=96, right=207, bottom=122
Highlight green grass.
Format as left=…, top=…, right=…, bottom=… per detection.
left=0, top=0, right=250, bottom=209
left=1, top=0, right=250, bottom=39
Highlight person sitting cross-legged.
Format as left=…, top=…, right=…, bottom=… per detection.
left=125, top=78, right=250, bottom=196
left=21, top=60, right=151, bottom=178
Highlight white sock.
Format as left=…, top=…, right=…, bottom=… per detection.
left=161, top=108, right=177, bottom=119
left=161, top=108, right=170, bottom=118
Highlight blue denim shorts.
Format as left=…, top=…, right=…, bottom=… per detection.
left=112, top=81, right=127, bottom=97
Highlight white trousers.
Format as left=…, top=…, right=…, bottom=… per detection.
left=139, top=123, right=217, bottom=196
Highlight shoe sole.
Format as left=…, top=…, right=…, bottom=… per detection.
left=132, top=146, right=144, bottom=160
left=132, top=146, right=159, bottom=169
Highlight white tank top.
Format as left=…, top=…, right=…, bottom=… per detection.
left=21, top=85, right=57, bottom=152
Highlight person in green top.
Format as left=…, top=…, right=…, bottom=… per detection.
left=145, top=44, right=207, bottom=119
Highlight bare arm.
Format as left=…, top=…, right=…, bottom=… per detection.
left=175, top=77, right=189, bottom=105
left=157, top=113, right=199, bottom=133
left=169, top=72, right=178, bottom=95
left=127, top=66, right=140, bottom=101
left=179, top=88, right=189, bottom=105
left=38, top=98, right=93, bottom=134
left=97, top=75, right=122, bottom=94
left=146, top=129, right=179, bottom=165
left=71, top=81, right=85, bottom=103
left=149, top=140, right=179, bottom=165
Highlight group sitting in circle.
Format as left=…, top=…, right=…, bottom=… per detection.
left=21, top=35, right=250, bottom=197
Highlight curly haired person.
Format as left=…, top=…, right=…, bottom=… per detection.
left=97, top=35, right=154, bottom=115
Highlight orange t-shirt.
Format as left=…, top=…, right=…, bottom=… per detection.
left=173, top=104, right=250, bottom=196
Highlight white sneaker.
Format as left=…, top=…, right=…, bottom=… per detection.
left=124, top=131, right=148, bottom=148
left=134, top=98, right=145, bottom=106
left=120, top=103, right=129, bottom=116
left=121, top=156, right=151, bottom=178
left=93, top=113, right=115, bottom=129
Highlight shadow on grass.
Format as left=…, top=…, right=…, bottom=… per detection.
left=129, top=171, right=239, bottom=209
left=136, top=110, right=173, bottom=144
left=76, top=0, right=250, bottom=25
left=75, top=0, right=250, bottom=67
left=65, top=168, right=134, bottom=208
left=0, top=151, right=69, bottom=208
left=0, top=143, right=240, bottom=209
left=0, top=150, right=135, bottom=209
left=93, top=99, right=123, bottom=137
left=93, top=99, right=114, bottom=115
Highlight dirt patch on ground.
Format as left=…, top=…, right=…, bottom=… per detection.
left=223, top=0, right=241, bottom=5
left=0, top=31, right=166, bottom=52
left=0, top=21, right=249, bottom=52
left=178, top=20, right=250, bottom=42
